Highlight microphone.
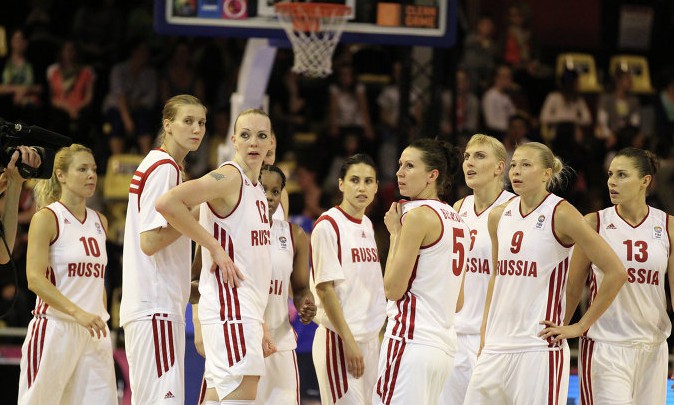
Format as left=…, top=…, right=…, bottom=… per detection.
left=10, top=123, right=73, bottom=148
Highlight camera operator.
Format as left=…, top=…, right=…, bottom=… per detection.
left=0, top=146, right=41, bottom=264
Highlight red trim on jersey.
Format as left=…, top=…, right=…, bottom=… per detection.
left=545, top=257, right=568, bottom=347
left=208, top=163, right=243, bottom=219
left=579, top=338, right=595, bottom=405
left=594, top=211, right=600, bottom=233
left=474, top=190, right=512, bottom=217
left=130, top=159, right=181, bottom=212
left=551, top=200, right=574, bottom=248
left=419, top=205, right=444, bottom=249
left=94, top=210, right=108, bottom=238
left=56, top=201, right=87, bottom=224
left=198, top=376, right=207, bottom=405
left=44, top=207, right=59, bottom=246
left=518, top=193, right=551, bottom=219
left=614, top=205, right=650, bottom=228
left=335, top=205, right=362, bottom=224
left=391, top=257, right=418, bottom=340
left=288, top=222, right=296, bottom=257
left=314, top=215, right=342, bottom=265
left=34, top=267, right=56, bottom=315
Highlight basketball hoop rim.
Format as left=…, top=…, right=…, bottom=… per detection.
left=274, top=2, right=352, bottom=18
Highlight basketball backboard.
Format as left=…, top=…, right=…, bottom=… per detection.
left=155, top=0, right=456, bottom=48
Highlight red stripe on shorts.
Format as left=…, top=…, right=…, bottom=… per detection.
left=580, top=338, right=594, bottom=405
left=152, top=316, right=163, bottom=377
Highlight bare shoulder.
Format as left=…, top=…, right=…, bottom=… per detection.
left=584, top=211, right=599, bottom=230
left=452, top=197, right=464, bottom=212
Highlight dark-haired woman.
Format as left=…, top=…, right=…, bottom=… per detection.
left=565, top=147, right=673, bottom=405
left=310, top=153, right=386, bottom=405
left=255, top=164, right=316, bottom=404
left=464, top=142, right=627, bottom=404
left=374, top=138, right=471, bottom=405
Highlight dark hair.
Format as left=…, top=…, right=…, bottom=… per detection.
left=614, top=147, right=659, bottom=191
left=260, top=164, right=286, bottom=189
left=338, top=153, right=377, bottom=181
left=408, top=138, right=462, bottom=201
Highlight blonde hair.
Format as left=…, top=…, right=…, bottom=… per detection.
left=233, top=108, right=271, bottom=135
left=156, top=94, right=207, bottom=145
left=33, top=144, right=93, bottom=209
left=516, top=142, right=567, bottom=191
left=466, top=134, right=508, bottom=180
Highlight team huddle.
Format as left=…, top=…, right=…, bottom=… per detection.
left=16, top=94, right=673, bottom=405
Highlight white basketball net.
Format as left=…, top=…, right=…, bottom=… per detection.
left=276, top=3, right=351, bottom=78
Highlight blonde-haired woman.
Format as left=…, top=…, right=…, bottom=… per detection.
left=464, top=142, right=627, bottom=404
left=441, top=134, right=514, bottom=404
left=18, top=144, right=116, bottom=404
left=121, top=94, right=207, bottom=404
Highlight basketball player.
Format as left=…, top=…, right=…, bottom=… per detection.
left=120, top=94, right=207, bottom=404
left=156, top=108, right=273, bottom=405
left=263, top=134, right=289, bottom=221
left=441, top=134, right=515, bottom=404
left=374, top=138, right=469, bottom=405
left=564, top=147, right=671, bottom=404
left=310, top=153, right=386, bottom=405
left=18, top=144, right=116, bottom=404
left=463, top=142, right=627, bottom=404
left=255, top=164, right=317, bottom=404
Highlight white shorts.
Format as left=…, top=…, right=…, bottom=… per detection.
left=18, top=317, right=117, bottom=405
left=124, top=315, right=186, bottom=404
left=312, top=325, right=380, bottom=405
left=439, top=333, right=479, bottom=404
left=255, top=349, right=300, bottom=405
left=579, top=338, right=667, bottom=405
left=464, top=343, right=570, bottom=405
left=202, top=320, right=264, bottom=400
left=373, top=338, right=453, bottom=405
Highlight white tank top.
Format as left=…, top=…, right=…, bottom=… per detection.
left=455, top=190, right=515, bottom=335
left=33, top=202, right=109, bottom=322
left=198, top=162, right=272, bottom=325
left=384, top=200, right=470, bottom=354
left=484, top=194, right=572, bottom=353
left=310, top=206, right=386, bottom=341
left=264, top=219, right=297, bottom=351
left=587, top=206, right=671, bottom=344
left=120, top=149, right=191, bottom=326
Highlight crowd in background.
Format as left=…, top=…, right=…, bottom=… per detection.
left=1, top=1, right=674, bottom=354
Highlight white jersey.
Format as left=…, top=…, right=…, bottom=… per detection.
left=587, top=206, right=671, bottom=344
left=265, top=219, right=296, bottom=351
left=455, top=191, right=515, bottom=335
left=272, top=203, right=285, bottom=221
left=120, top=149, right=191, bottom=326
left=198, top=161, right=272, bottom=325
left=484, top=193, right=572, bottom=353
left=310, top=206, right=386, bottom=340
left=384, top=199, right=470, bottom=354
left=33, top=202, right=108, bottom=322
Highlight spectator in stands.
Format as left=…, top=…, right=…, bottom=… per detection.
left=653, top=70, right=674, bottom=157
left=596, top=69, right=641, bottom=148
left=0, top=28, right=42, bottom=123
left=441, top=69, right=480, bottom=141
left=269, top=62, right=308, bottom=158
left=482, top=65, right=517, bottom=139
left=502, top=114, right=532, bottom=162
left=539, top=68, right=592, bottom=142
left=46, top=39, right=96, bottom=146
left=328, top=63, right=375, bottom=147
left=459, top=14, right=498, bottom=94
left=72, top=0, right=123, bottom=72
left=102, top=41, right=157, bottom=155
left=159, top=39, right=204, bottom=104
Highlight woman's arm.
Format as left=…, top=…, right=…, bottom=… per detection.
left=289, top=223, right=316, bottom=324
left=563, top=213, right=596, bottom=326
left=667, top=216, right=674, bottom=314
left=156, top=166, right=244, bottom=286
left=26, top=209, right=107, bottom=338
left=479, top=205, right=504, bottom=353
left=141, top=205, right=200, bottom=256
left=383, top=203, right=440, bottom=301
left=540, top=203, right=627, bottom=342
